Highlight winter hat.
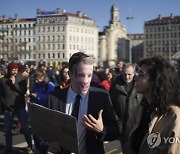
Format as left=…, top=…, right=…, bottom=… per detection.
left=8, top=62, right=19, bottom=71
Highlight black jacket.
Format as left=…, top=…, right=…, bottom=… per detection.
left=0, top=73, right=27, bottom=111
left=109, top=75, right=143, bottom=134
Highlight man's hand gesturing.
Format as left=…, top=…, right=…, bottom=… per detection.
left=82, top=109, right=104, bottom=133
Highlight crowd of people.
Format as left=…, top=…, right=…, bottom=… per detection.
left=0, top=53, right=180, bottom=154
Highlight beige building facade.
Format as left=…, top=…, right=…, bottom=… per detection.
left=144, top=14, right=180, bottom=62
left=0, top=8, right=98, bottom=66
left=0, top=15, right=36, bottom=63
left=36, top=8, right=98, bottom=65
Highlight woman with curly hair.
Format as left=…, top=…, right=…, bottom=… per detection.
left=125, top=57, right=180, bottom=154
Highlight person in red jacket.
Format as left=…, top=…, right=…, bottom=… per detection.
left=97, top=71, right=112, bottom=91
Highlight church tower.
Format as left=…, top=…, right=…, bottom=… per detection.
left=110, top=4, right=120, bottom=27
left=98, top=4, right=128, bottom=67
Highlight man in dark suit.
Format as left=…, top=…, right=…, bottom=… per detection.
left=44, top=52, right=119, bottom=154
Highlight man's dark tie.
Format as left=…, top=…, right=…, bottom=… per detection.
left=71, top=94, right=81, bottom=120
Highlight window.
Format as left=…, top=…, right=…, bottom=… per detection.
left=53, top=44, right=55, bottom=50
left=158, top=34, right=161, bottom=38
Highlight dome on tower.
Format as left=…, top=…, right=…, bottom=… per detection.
left=111, top=4, right=119, bottom=12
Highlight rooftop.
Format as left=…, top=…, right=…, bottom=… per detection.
left=145, top=14, right=180, bottom=26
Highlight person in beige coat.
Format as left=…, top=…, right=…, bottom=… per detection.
left=125, top=57, right=180, bottom=154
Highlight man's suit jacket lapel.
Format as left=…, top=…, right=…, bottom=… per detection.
left=87, top=87, right=99, bottom=119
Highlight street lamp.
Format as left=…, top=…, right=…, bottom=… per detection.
left=126, top=16, right=134, bottom=63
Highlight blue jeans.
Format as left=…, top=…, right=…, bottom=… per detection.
left=4, top=108, right=32, bottom=150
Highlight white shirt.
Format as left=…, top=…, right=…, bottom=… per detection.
left=66, top=86, right=89, bottom=154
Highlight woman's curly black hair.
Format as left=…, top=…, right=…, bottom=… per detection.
left=139, top=56, right=180, bottom=115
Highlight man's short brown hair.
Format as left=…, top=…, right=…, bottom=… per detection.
left=69, top=52, right=94, bottom=74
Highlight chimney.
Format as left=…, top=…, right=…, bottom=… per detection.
left=56, top=8, right=65, bottom=15
left=8, top=16, right=13, bottom=22
left=15, top=14, right=19, bottom=21
left=77, top=11, right=83, bottom=17
left=56, top=8, right=61, bottom=14
left=158, top=14, right=162, bottom=19
left=2, top=15, right=5, bottom=21
left=170, top=13, right=174, bottom=19
left=37, top=9, right=41, bottom=15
